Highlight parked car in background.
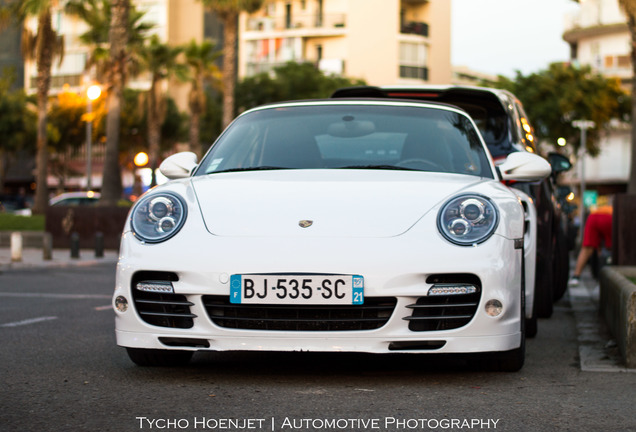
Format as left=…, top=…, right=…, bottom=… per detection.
left=0, top=193, right=32, bottom=215
left=113, top=99, right=551, bottom=371
left=49, top=191, right=100, bottom=207
left=332, top=85, right=573, bottom=319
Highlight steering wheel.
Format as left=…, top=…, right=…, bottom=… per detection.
left=395, top=158, right=445, bottom=171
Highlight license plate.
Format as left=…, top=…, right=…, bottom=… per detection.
left=229, top=274, right=364, bottom=305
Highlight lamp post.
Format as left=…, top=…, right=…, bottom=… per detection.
left=86, top=84, right=102, bottom=191
left=572, top=119, right=595, bottom=238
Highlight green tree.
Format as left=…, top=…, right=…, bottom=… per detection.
left=0, top=0, right=64, bottom=214
left=199, top=0, right=265, bottom=128
left=137, top=35, right=188, bottom=186
left=236, top=61, right=366, bottom=112
left=489, top=63, right=629, bottom=156
left=200, top=86, right=223, bottom=153
left=183, top=39, right=222, bottom=157
left=65, top=0, right=154, bottom=205
left=47, top=89, right=106, bottom=192
left=0, top=71, right=35, bottom=193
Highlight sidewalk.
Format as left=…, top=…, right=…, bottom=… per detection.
left=0, top=247, right=118, bottom=272
left=567, top=256, right=634, bottom=372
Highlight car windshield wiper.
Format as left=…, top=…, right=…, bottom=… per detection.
left=212, top=166, right=289, bottom=174
left=337, top=164, right=419, bottom=171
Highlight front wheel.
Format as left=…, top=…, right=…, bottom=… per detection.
left=126, top=347, right=193, bottom=367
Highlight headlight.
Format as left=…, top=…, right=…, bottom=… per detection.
left=438, top=194, right=499, bottom=246
left=130, top=192, right=187, bottom=243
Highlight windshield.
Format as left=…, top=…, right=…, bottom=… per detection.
left=195, top=104, right=494, bottom=179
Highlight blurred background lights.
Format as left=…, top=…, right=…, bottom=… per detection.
left=134, top=152, right=149, bottom=167
left=87, top=84, right=101, bottom=101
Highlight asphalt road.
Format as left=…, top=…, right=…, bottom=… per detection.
left=1, top=264, right=635, bottom=432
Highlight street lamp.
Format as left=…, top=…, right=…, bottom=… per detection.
left=572, top=119, right=595, bottom=237
left=86, top=84, right=102, bottom=191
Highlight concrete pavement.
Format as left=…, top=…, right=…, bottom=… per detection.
left=0, top=246, right=118, bottom=272
left=567, top=258, right=635, bottom=372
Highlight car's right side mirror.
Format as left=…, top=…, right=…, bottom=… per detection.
left=159, top=152, right=198, bottom=179
left=547, top=152, right=572, bottom=175
left=498, top=152, right=552, bottom=182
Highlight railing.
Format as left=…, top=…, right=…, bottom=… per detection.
left=401, top=21, right=429, bottom=37
left=399, top=65, right=428, bottom=80
left=247, top=13, right=346, bottom=32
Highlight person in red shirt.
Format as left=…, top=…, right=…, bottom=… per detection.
left=569, top=204, right=613, bottom=286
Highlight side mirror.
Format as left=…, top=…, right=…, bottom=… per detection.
left=499, top=152, right=551, bottom=182
left=159, top=152, right=198, bottom=179
left=547, top=152, right=572, bottom=174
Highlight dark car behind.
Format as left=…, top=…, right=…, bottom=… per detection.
left=332, top=85, right=572, bottom=318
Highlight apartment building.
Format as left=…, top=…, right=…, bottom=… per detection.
left=562, top=0, right=631, bottom=194
left=21, top=0, right=205, bottom=109
left=239, top=0, right=452, bottom=85
left=18, top=0, right=208, bottom=191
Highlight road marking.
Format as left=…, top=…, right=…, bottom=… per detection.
left=0, top=292, right=111, bottom=299
left=1, top=316, right=58, bottom=328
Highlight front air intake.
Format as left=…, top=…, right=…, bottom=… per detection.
left=131, top=271, right=196, bottom=329
left=405, top=274, right=481, bottom=332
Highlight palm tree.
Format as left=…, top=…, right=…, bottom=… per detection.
left=183, top=39, right=222, bottom=157
left=617, top=0, right=636, bottom=193
left=65, top=0, right=153, bottom=83
left=0, top=0, right=64, bottom=214
left=65, top=0, right=152, bottom=205
left=137, top=35, right=188, bottom=186
left=199, top=0, right=265, bottom=128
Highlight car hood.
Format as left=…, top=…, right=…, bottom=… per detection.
left=191, top=170, right=489, bottom=238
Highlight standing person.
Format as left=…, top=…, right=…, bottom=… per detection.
left=569, top=201, right=613, bottom=286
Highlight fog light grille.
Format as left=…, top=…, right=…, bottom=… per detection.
left=131, top=271, right=195, bottom=329
left=405, top=274, right=481, bottom=332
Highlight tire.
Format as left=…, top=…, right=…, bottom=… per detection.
left=126, top=347, right=193, bottom=367
left=522, top=247, right=538, bottom=338
left=534, top=254, right=554, bottom=318
left=478, top=328, right=526, bottom=372
left=525, top=315, right=538, bottom=339
left=552, top=228, right=569, bottom=302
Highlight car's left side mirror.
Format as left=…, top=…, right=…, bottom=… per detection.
left=499, top=152, right=552, bottom=182
left=547, top=152, right=572, bottom=175
left=159, top=152, right=198, bottom=179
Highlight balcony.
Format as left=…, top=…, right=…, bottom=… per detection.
left=399, top=65, right=428, bottom=81
left=401, top=21, right=429, bottom=38
left=247, top=13, right=346, bottom=32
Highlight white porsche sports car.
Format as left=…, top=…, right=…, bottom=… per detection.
left=113, top=99, right=550, bottom=371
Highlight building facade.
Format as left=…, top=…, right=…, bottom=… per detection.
left=562, top=0, right=631, bottom=194
left=22, top=0, right=205, bottom=109
left=11, top=0, right=452, bottom=193
left=238, top=0, right=452, bottom=85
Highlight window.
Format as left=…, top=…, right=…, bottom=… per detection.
left=399, top=42, right=428, bottom=80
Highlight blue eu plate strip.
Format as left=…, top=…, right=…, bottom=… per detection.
left=230, top=275, right=242, bottom=304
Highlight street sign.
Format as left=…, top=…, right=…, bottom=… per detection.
left=583, top=190, right=598, bottom=208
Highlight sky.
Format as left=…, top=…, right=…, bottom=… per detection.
left=451, top=0, right=582, bottom=77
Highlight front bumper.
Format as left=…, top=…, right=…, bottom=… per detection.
left=113, top=228, right=524, bottom=355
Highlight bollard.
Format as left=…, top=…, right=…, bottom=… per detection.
left=95, top=232, right=104, bottom=258
left=10, top=232, right=22, bottom=263
left=70, top=232, right=80, bottom=259
left=42, top=232, right=52, bottom=261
